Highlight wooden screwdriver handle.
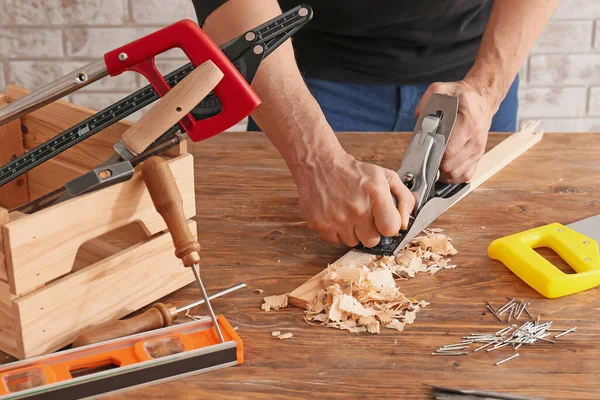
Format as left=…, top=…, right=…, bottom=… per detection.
left=121, top=60, right=224, bottom=156
left=142, top=156, right=200, bottom=266
left=72, top=303, right=177, bottom=348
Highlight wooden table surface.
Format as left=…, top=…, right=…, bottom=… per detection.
left=5, top=131, right=600, bottom=399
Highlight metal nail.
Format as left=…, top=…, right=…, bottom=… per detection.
left=496, top=353, right=520, bottom=366
left=486, top=304, right=504, bottom=322
left=442, top=342, right=472, bottom=348
left=555, top=327, right=577, bottom=338
left=516, top=301, right=526, bottom=320
left=474, top=340, right=499, bottom=352
left=437, top=346, right=470, bottom=352
left=487, top=342, right=510, bottom=352
left=535, top=337, right=556, bottom=344
left=524, top=304, right=533, bottom=319
left=432, top=352, right=468, bottom=356
left=497, top=299, right=516, bottom=314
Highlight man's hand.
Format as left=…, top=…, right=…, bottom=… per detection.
left=415, top=78, right=497, bottom=184
left=293, top=151, right=415, bottom=248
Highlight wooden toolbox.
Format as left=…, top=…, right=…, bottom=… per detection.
left=0, top=86, right=197, bottom=359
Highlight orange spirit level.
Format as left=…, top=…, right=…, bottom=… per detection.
left=0, top=316, right=241, bottom=399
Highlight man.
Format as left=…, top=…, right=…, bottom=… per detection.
left=191, top=0, right=558, bottom=249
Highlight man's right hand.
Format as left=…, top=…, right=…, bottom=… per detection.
left=201, top=0, right=415, bottom=248
left=293, top=150, right=415, bottom=248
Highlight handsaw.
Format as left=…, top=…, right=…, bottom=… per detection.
left=0, top=4, right=313, bottom=189
left=489, top=212, right=600, bottom=298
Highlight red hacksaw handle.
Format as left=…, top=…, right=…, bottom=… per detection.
left=103, top=19, right=261, bottom=142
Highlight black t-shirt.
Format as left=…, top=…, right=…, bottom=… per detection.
left=192, top=1, right=494, bottom=85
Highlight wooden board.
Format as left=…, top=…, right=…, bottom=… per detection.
left=0, top=280, right=18, bottom=357
left=288, top=121, right=545, bottom=309
left=0, top=208, right=8, bottom=281
left=27, top=157, right=88, bottom=200
left=4, top=130, right=600, bottom=399
left=12, top=220, right=197, bottom=359
left=7, top=85, right=132, bottom=171
left=0, top=107, right=29, bottom=208
left=3, top=154, right=195, bottom=296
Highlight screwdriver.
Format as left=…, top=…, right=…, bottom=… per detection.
left=142, top=155, right=225, bottom=343
left=72, top=283, right=246, bottom=348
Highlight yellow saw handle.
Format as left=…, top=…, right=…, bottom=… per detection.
left=488, top=222, right=600, bottom=298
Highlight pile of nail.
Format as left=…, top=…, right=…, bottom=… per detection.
left=432, top=298, right=577, bottom=366
left=485, top=298, right=533, bottom=322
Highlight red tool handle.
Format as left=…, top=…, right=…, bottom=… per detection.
left=104, top=19, right=261, bottom=142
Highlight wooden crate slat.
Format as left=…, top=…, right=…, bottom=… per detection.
left=0, top=102, right=29, bottom=208
left=13, top=220, right=197, bottom=358
left=0, top=280, right=19, bottom=358
left=27, top=157, right=88, bottom=200
left=73, top=222, right=149, bottom=272
left=0, top=208, right=8, bottom=281
left=7, top=85, right=132, bottom=171
left=4, top=154, right=195, bottom=296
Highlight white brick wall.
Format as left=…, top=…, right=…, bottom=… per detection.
left=519, top=1, right=600, bottom=132
left=0, top=1, right=598, bottom=132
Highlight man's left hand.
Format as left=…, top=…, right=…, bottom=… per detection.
left=415, top=78, right=497, bottom=183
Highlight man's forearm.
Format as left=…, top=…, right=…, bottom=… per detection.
left=466, top=0, right=559, bottom=111
left=202, top=0, right=345, bottom=178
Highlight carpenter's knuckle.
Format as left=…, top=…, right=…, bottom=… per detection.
left=430, top=82, right=444, bottom=92
left=312, top=220, right=330, bottom=233
left=347, top=201, right=363, bottom=217
left=447, top=169, right=461, bottom=180
left=331, top=212, right=347, bottom=224
left=363, top=180, right=380, bottom=194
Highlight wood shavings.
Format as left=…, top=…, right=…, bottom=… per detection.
left=184, top=309, right=206, bottom=321
left=277, top=332, right=293, bottom=339
left=391, top=228, right=458, bottom=277
left=254, top=289, right=264, bottom=295
left=261, top=293, right=288, bottom=311
left=272, top=331, right=281, bottom=337
left=300, top=228, right=457, bottom=335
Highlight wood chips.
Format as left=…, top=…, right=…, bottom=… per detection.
left=262, top=228, right=458, bottom=335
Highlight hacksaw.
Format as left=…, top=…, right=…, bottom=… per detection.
left=0, top=4, right=314, bottom=189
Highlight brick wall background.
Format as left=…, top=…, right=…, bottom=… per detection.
left=0, top=0, right=599, bottom=132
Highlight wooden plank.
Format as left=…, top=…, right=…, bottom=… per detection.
left=73, top=222, right=149, bottom=272
left=0, top=208, right=8, bottom=281
left=27, top=157, right=88, bottom=200
left=288, top=121, right=545, bottom=309
left=0, top=106, right=29, bottom=209
left=13, top=220, right=197, bottom=359
left=8, top=85, right=132, bottom=171
left=0, top=279, right=19, bottom=358
left=4, top=154, right=196, bottom=296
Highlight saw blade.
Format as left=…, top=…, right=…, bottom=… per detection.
left=567, top=213, right=600, bottom=244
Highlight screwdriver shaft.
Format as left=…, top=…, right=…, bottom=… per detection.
left=177, top=283, right=247, bottom=313
left=192, top=263, right=225, bottom=343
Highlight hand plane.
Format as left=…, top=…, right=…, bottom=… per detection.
left=355, top=93, right=469, bottom=256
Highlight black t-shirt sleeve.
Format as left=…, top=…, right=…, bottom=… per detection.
left=190, top=0, right=229, bottom=26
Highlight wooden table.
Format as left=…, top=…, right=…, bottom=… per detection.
left=4, top=131, right=600, bottom=399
